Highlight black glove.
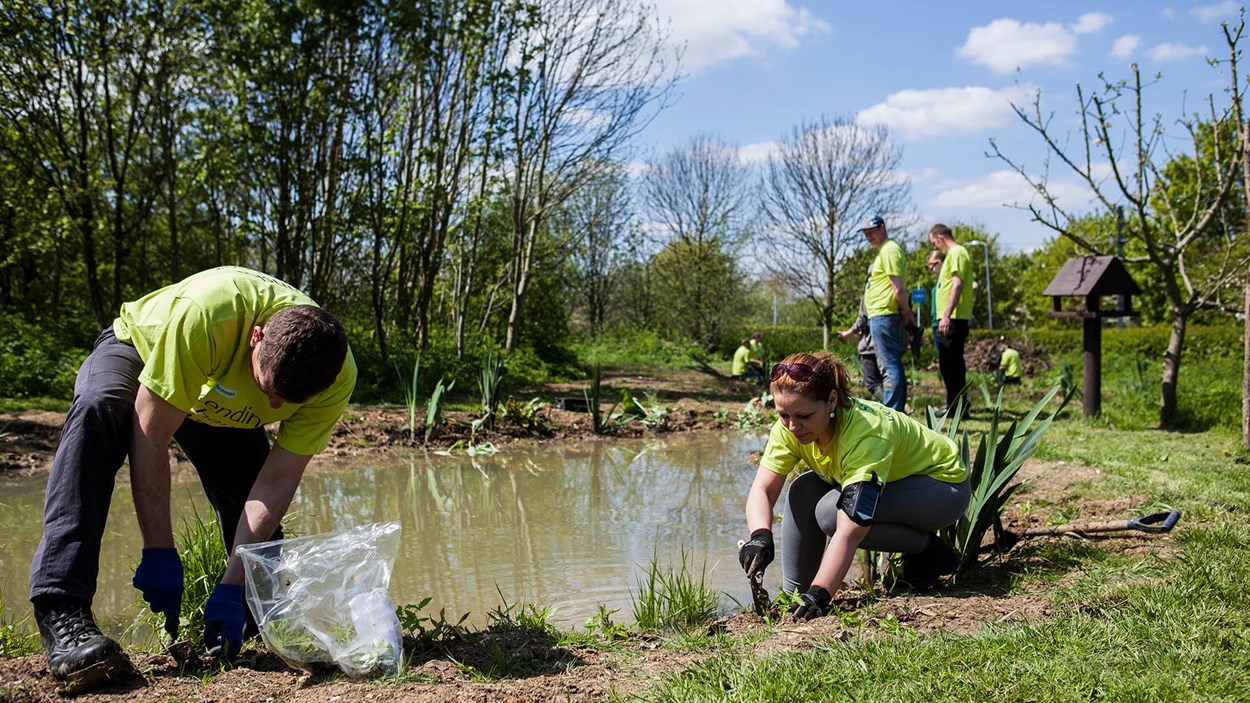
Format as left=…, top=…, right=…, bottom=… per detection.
left=738, top=529, right=774, bottom=577
left=790, top=585, right=832, bottom=621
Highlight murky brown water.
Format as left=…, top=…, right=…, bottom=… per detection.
left=0, top=432, right=777, bottom=640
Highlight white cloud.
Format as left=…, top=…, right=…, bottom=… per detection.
left=1072, top=13, right=1112, bottom=34
left=1192, top=1, right=1238, bottom=23
left=1111, top=35, right=1141, bottom=59
left=738, top=140, right=780, bottom=164
left=857, top=84, right=1038, bottom=139
left=653, top=0, right=830, bottom=74
left=929, top=170, right=1094, bottom=211
left=958, top=19, right=1077, bottom=74
left=1150, top=42, right=1210, bottom=61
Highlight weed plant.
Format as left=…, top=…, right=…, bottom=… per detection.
left=0, top=591, right=39, bottom=656
left=631, top=548, right=720, bottom=632
left=396, top=597, right=469, bottom=654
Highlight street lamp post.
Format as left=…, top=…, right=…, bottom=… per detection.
left=964, top=240, right=993, bottom=330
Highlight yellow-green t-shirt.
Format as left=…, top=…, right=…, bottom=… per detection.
left=748, top=339, right=763, bottom=361
left=732, top=345, right=751, bottom=376
left=1000, top=348, right=1021, bottom=379
left=112, top=266, right=357, bottom=456
left=936, top=244, right=974, bottom=320
left=864, top=239, right=905, bottom=318
left=759, top=398, right=965, bottom=487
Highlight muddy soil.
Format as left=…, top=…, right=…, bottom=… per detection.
left=0, top=365, right=1169, bottom=702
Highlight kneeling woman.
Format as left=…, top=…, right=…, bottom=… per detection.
left=738, top=352, right=970, bottom=619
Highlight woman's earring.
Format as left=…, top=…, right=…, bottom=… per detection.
left=828, top=410, right=836, bottom=419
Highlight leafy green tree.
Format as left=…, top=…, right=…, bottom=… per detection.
left=641, top=135, right=753, bottom=348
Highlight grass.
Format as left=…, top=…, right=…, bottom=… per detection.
left=0, top=591, right=39, bottom=657
left=631, top=547, right=721, bottom=632
left=131, top=508, right=226, bottom=649
left=609, top=361, right=1250, bottom=702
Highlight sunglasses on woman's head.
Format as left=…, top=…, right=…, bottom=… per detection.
left=771, top=362, right=816, bottom=382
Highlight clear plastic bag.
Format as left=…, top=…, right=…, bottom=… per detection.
left=236, top=521, right=404, bottom=678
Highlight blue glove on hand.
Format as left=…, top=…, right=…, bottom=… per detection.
left=203, top=583, right=245, bottom=659
left=133, top=547, right=183, bottom=632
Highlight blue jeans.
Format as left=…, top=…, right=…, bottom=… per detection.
left=868, top=314, right=907, bottom=411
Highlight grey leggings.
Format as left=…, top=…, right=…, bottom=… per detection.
left=781, top=470, right=971, bottom=593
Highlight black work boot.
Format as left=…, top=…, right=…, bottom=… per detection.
left=901, top=535, right=960, bottom=590
left=34, top=599, right=132, bottom=691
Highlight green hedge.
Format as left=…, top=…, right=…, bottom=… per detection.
left=982, top=324, right=1242, bottom=362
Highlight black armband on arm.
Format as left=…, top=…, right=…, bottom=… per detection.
left=838, top=472, right=883, bottom=526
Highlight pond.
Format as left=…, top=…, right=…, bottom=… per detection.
left=0, top=431, right=781, bottom=640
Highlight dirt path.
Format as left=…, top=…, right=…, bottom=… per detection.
left=0, top=368, right=1173, bottom=702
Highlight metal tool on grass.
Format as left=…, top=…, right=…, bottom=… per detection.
left=737, top=539, right=774, bottom=617
left=1016, top=510, right=1181, bottom=539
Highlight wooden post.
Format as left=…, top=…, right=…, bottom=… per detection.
left=1083, top=294, right=1101, bottom=417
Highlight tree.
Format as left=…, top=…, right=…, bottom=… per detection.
left=992, top=26, right=1250, bottom=427
left=759, top=116, right=911, bottom=349
left=0, top=0, right=177, bottom=325
left=499, top=0, right=676, bottom=352
left=640, top=134, right=752, bottom=347
left=562, top=163, right=634, bottom=337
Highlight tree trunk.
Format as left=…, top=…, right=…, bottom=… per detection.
left=1160, top=311, right=1187, bottom=428
left=1243, top=266, right=1249, bottom=447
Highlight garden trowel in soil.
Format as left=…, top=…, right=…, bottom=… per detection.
left=737, top=539, right=774, bottom=617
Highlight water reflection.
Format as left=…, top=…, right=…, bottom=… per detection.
left=0, top=432, right=774, bottom=636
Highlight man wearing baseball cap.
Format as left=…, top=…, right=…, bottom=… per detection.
left=858, top=215, right=914, bottom=412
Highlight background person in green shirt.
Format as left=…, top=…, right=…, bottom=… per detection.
left=925, top=249, right=944, bottom=357
left=929, top=224, right=974, bottom=413
left=995, top=345, right=1022, bottom=386
left=860, top=215, right=915, bottom=413
left=737, top=352, right=971, bottom=620
left=731, top=338, right=763, bottom=379
left=28, top=267, right=356, bottom=690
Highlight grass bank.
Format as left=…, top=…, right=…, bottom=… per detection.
left=616, top=397, right=1250, bottom=702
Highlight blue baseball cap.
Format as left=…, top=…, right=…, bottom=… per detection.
left=860, top=215, right=885, bottom=231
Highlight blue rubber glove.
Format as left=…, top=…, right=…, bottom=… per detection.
left=133, top=547, right=183, bottom=635
left=203, top=583, right=245, bottom=659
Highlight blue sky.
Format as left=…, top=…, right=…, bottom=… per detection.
left=634, top=1, right=1245, bottom=253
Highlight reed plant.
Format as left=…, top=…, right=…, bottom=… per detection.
left=938, top=386, right=1070, bottom=574
left=584, top=363, right=624, bottom=435
left=630, top=548, right=720, bottom=632
left=477, top=352, right=506, bottom=430
left=424, top=377, right=454, bottom=442
left=395, top=357, right=420, bottom=442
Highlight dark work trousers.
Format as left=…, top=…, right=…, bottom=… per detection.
left=936, top=319, right=970, bottom=409
left=781, top=470, right=971, bottom=593
left=859, top=353, right=882, bottom=399
left=29, top=327, right=278, bottom=605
